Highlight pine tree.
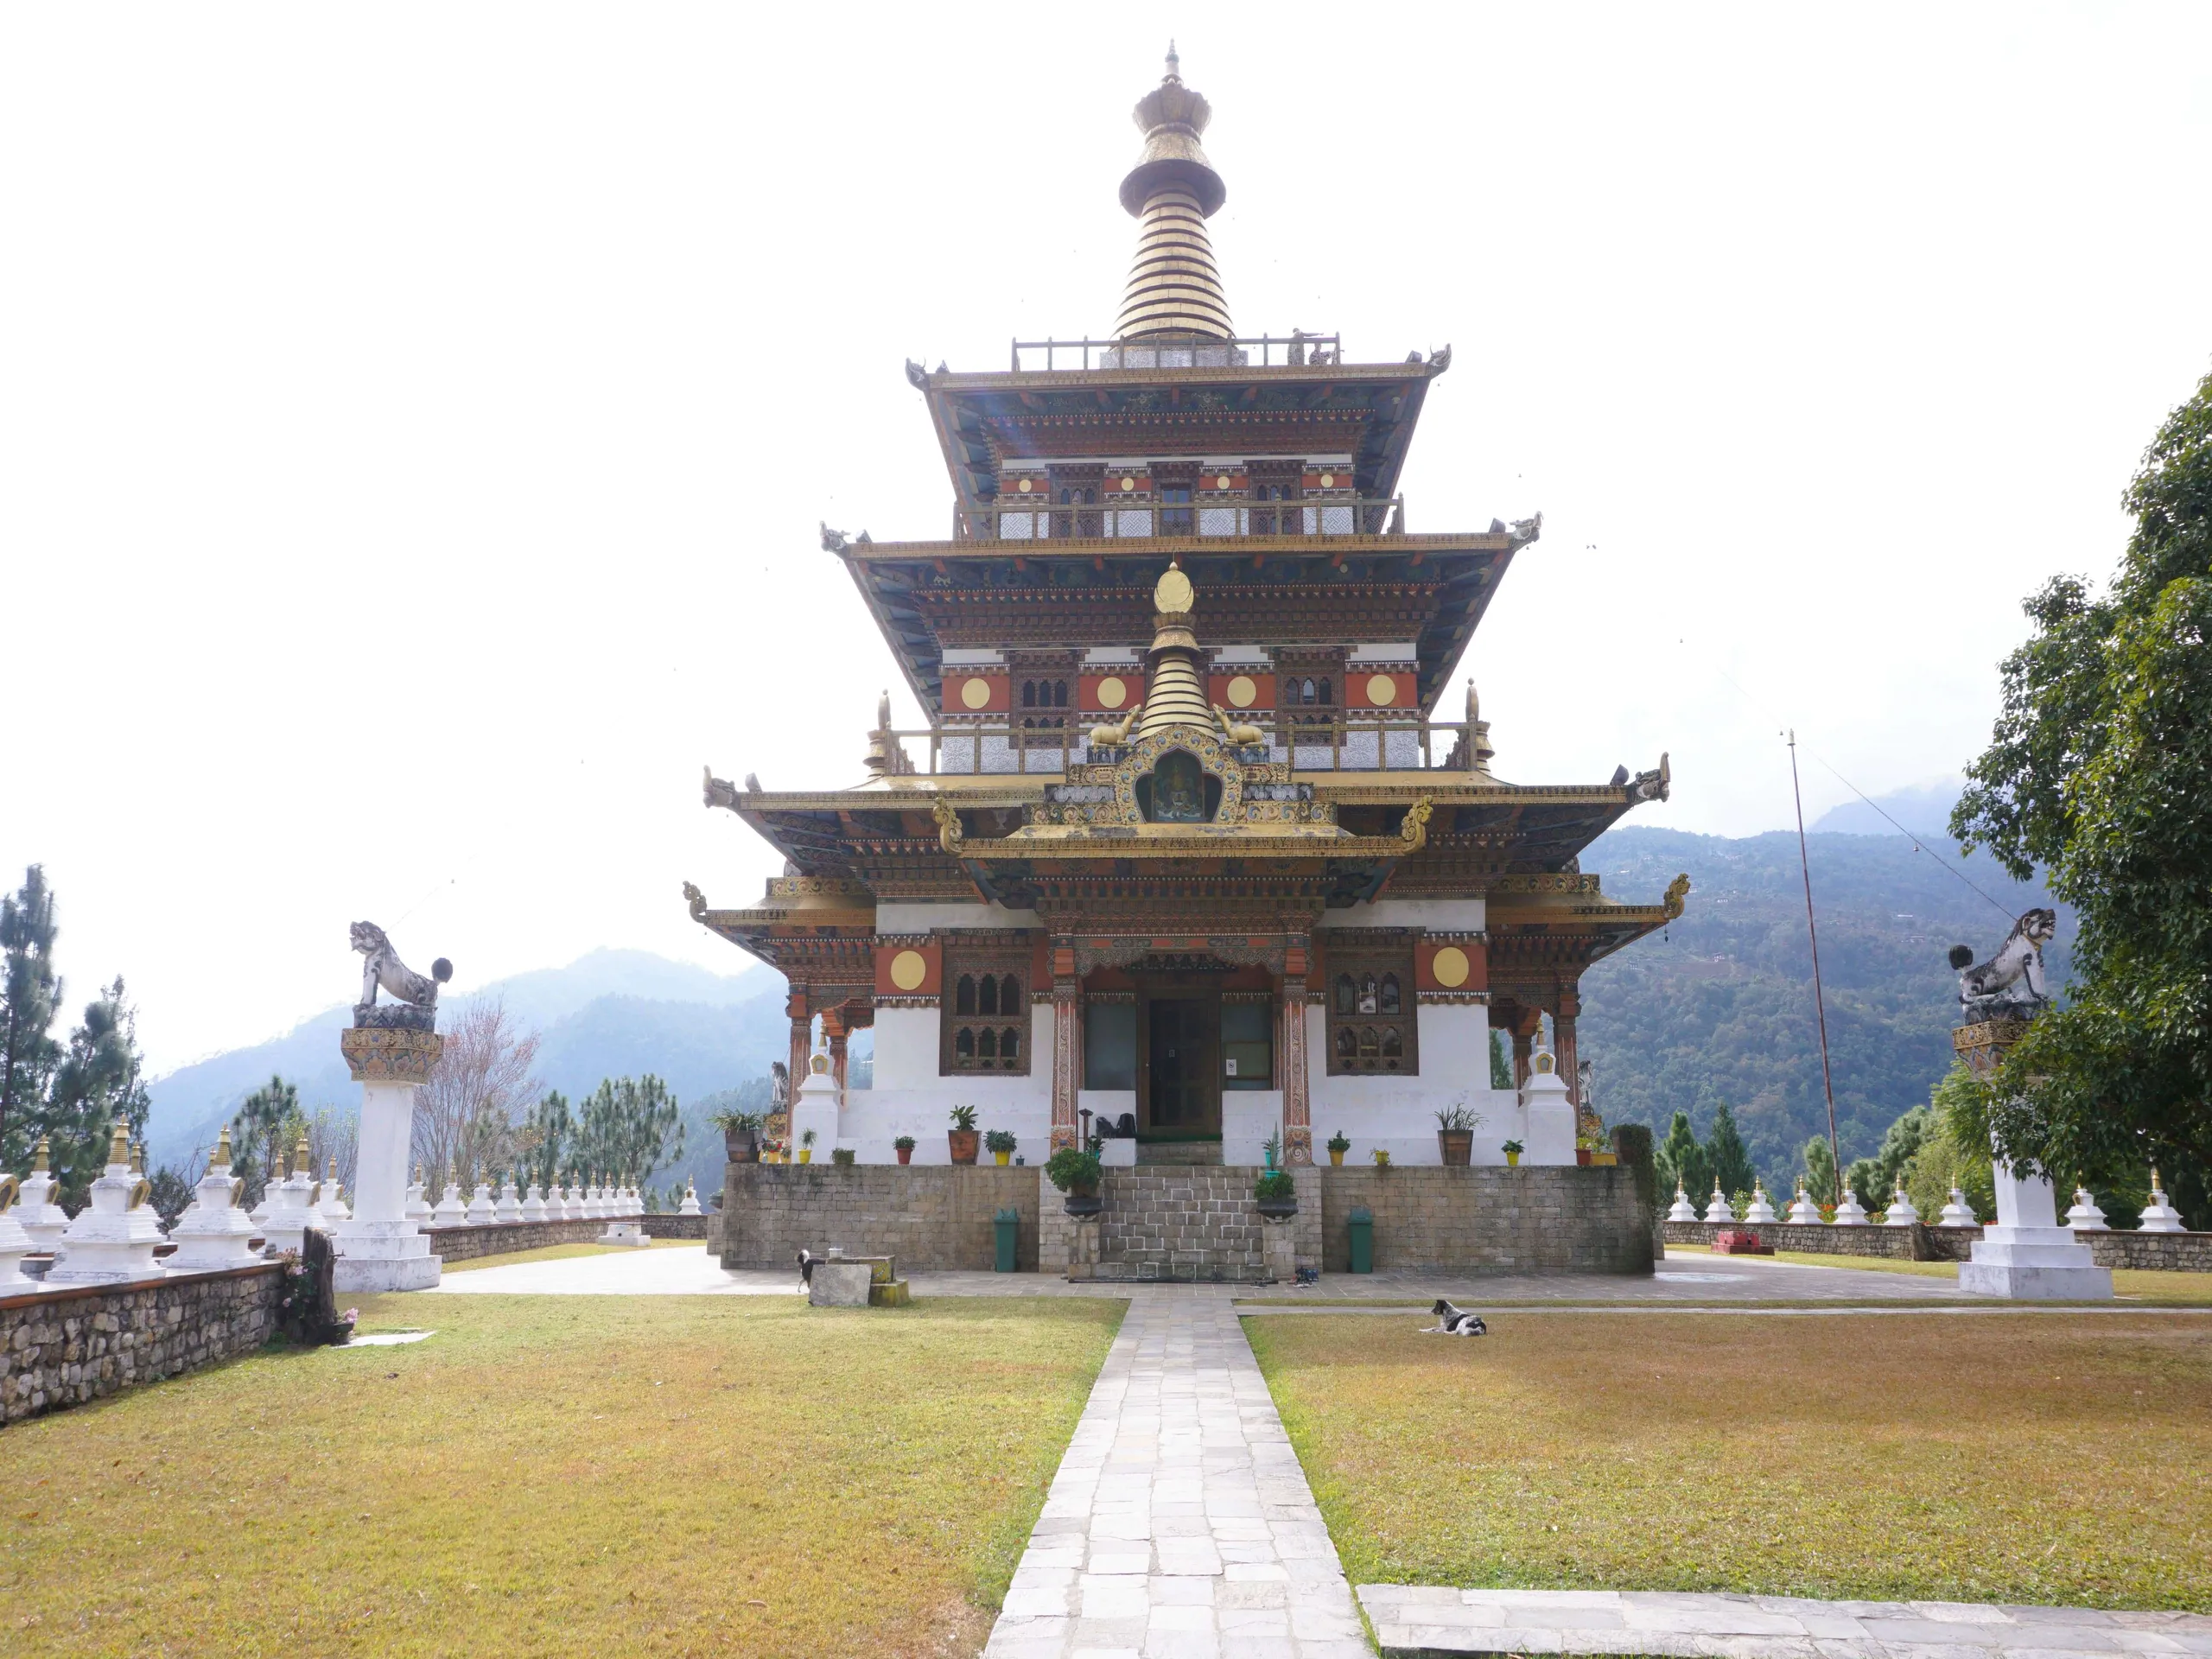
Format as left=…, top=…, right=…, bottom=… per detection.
left=1489, top=1029, right=1512, bottom=1091
left=519, top=1090, right=573, bottom=1189
left=235, top=1075, right=303, bottom=1207
left=572, top=1075, right=683, bottom=1187
left=45, top=976, right=152, bottom=1207
left=1707, top=1102, right=1757, bottom=1199
left=1656, top=1110, right=1710, bottom=1201
left=0, top=865, right=63, bottom=1166
left=1802, top=1135, right=1840, bottom=1206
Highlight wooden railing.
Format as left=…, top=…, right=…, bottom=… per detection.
left=957, top=495, right=1405, bottom=543
left=876, top=714, right=1478, bottom=776
left=1007, top=333, right=1345, bottom=372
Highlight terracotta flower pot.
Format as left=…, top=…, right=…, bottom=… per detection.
left=895, top=1146, right=913, bottom=1166
left=1438, top=1129, right=1473, bottom=1167
left=1575, top=1148, right=1592, bottom=1166
left=948, top=1130, right=980, bottom=1166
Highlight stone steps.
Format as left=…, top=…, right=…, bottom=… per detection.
left=1096, top=1166, right=1273, bottom=1282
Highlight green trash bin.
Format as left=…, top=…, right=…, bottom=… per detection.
left=1347, top=1205, right=1374, bottom=1274
left=993, top=1207, right=1020, bottom=1273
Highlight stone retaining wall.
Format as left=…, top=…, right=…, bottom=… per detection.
left=423, top=1217, right=616, bottom=1262
left=639, top=1212, right=708, bottom=1239
left=1664, top=1219, right=2212, bottom=1272
left=718, top=1164, right=1042, bottom=1271
left=0, top=1264, right=283, bottom=1425
left=1318, top=1166, right=1655, bottom=1275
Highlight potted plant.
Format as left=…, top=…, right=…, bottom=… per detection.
left=711, top=1109, right=763, bottom=1164
left=1371, top=1147, right=1391, bottom=1168
left=1254, top=1168, right=1297, bottom=1219
left=1435, top=1102, right=1478, bottom=1166
left=1574, top=1135, right=1596, bottom=1167
left=831, top=1147, right=855, bottom=1166
left=984, top=1129, right=1017, bottom=1167
left=798, top=1128, right=817, bottom=1166
left=1262, top=1129, right=1282, bottom=1171
left=893, top=1135, right=917, bottom=1166
left=1046, top=1146, right=1103, bottom=1216
left=1501, top=1139, right=1524, bottom=1167
left=947, top=1105, right=980, bottom=1166
left=1326, top=1130, right=1349, bottom=1167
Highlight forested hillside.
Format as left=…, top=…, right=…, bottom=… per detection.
left=1577, top=825, right=2063, bottom=1187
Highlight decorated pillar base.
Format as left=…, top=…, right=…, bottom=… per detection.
left=1961, top=1160, right=2111, bottom=1301
left=335, top=1024, right=443, bottom=1294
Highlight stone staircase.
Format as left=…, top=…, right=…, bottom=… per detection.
left=1134, top=1138, right=1224, bottom=1166
left=1094, top=1167, right=1272, bottom=1282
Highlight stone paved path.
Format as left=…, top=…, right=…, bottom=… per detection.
left=982, top=1294, right=1370, bottom=1659
left=1357, top=1586, right=2212, bottom=1658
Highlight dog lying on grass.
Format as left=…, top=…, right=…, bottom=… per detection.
left=1425, top=1298, right=1487, bottom=1336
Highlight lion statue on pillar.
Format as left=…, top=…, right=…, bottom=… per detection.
left=350, top=921, right=453, bottom=1010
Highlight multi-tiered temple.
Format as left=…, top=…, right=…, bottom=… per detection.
left=693, top=54, right=1683, bottom=1171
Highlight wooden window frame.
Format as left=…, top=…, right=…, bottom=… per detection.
left=1323, top=934, right=1419, bottom=1077
left=941, top=943, right=1033, bottom=1077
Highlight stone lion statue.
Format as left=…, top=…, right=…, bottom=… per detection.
left=1948, top=908, right=2056, bottom=1024
left=350, top=921, right=452, bottom=1009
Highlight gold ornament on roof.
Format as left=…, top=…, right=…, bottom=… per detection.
left=212, top=1123, right=234, bottom=1170
left=1154, top=563, right=1193, bottom=615
left=1662, top=873, right=1691, bottom=918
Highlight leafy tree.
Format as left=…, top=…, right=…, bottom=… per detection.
left=44, top=977, right=152, bottom=1207
left=0, top=865, right=63, bottom=1166
left=572, top=1075, right=683, bottom=1187
left=519, top=1090, right=573, bottom=1190
left=1489, top=1029, right=1512, bottom=1091
left=1656, top=1111, right=1710, bottom=1201
left=149, top=1165, right=195, bottom=1226
left=1847, top=1104, right=1931, bottom=1214
left=1951, top=365, right=2212, bottom=1227
left=1801, top=1134, right=1839, bottom=1207
left=1707, top=1102, right=1756, bottom=1199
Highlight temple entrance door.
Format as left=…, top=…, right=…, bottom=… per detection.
left=1140, top=993, right=1221, bottom=1136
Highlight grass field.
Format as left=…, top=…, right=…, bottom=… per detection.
left=1667, top=1243, right=2212, bottom=1304
left=1249, top=1310, right=2212, bottom=1610
left=438, top=1236, right=698, bottom=1273
left=0, top=1293, right=1122, bottom=1657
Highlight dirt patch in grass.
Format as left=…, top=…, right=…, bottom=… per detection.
left=0, top=1293, right=1122, bottom=1656
left=438, top=1236, right=698, bottom=1273
left=1248, top=1310, right=2212, bottom=1609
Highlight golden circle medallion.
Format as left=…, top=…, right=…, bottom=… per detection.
left=1366, top=673, right=1396, bottom=706
left=959, top=677, right=991, bottom=709
left=1432, top=946, right=1470, bottom=988
left=1096, top=677, right=1127, bottom=709
left=889, top=950, right=928, bottom=991
left=1226, top=675, right=1257, bottom=709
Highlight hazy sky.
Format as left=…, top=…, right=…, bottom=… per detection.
left=4, top=4, right=2207, bottom=1075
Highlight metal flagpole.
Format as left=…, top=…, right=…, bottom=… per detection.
left=1789, top=730, right=1843, bottom=1204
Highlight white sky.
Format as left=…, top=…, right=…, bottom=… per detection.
left=3, top=4, right=2207, bottom=1075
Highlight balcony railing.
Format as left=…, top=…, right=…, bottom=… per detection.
left=876, top=713, right=1479, bottom=777
left=957, top=495, right=1404, bottom=543
left=1008, top=333, right=1344, bottom=372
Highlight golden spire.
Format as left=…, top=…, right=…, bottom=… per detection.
left=213, top=1123, right=234, bottom=1170
left=107, top=1120, right=131, bottom=1168
left=1132, top=563, right=1215, bottom=741
left=1115, top=47, right=1232, bottom=340
left=31, top=1135, right=50, bottom=1174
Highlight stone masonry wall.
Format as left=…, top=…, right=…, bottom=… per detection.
left=639, top=1213, right=708, bottom=1240
left=425, top=1217, right=616, bottom=1262
left=1094, top=1169, right=1273, bottom=1284
left=1664, top=1219, right=2211, bottom=1272
left=1, top=1264, right=283, bottom=1425
left=1319, top=1166, right=1655, bottom=1275
left=719, top=1164, right=1042, bottom=1271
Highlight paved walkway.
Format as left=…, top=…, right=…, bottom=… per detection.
left=982, top=1294, right=1370, bottom=1659
left=1357, top=1586, right=2212, bottom=1658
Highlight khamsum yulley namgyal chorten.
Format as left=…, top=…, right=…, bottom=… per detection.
left=692, top=51, right=1685, bottom=1188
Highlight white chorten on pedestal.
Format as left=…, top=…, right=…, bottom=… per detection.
left=1883, top=1185, right=1921, bottom=1227
left=0, top=1179, right=39, bottom=1289
left=1665, top=1183, right=1700, bottom=1223
left=1742, top=1185, right=1780, bottom=1224
left=315, top=1160, right=350, bottom=1225
left=48, top=1123, right=166, bottom=1286
left=598, top=1172, right=651, bottom=1248
left=1961, top=1156, right=2113, bottom=1299
left=520, top=1181, right=548, bottom=1223
left=259, top=1136, right=327, bottom=1257
left=16, top=1136, right=72, bottom=1254
left=1831, top=1188, right=1869, bottom=1224
left=2138, top=1171, right=2185, bottom=1234
left=2063, top=1186, right=2108, bottom=1230
left=1786, top=1184, right=1823, bottom=1225
left=431, top=1167, right=467, bottom=1228
left=494, top=1173, right=522, bottom=1224
left=165, top=1125, right=264, bottom=1274
left=1702, top=1185, right=1736, bottom=1225
left=678, top=1179, right=702, bottom=1217
left=465, top=1178, right=496, bottom=1226
left=403, top=1166, right=434, bottom=1230
left=1938, top=1187, right=1979, bottom=1226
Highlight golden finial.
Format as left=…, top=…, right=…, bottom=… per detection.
left=295, top=1132, right=312, bottom=1167
left=107, top=1120, right=131, bottom=1167
left=327, top=1157, right=338, bottom=1182
left=1154, top=560, right=1194, bottom=616
left=31, top=1135, right=50, bottom=1174
left=213, top=1123, right=234, bottom=1170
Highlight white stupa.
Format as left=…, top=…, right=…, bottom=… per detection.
left=431, top=1166, right=467, bottom=1227
left=2063, top=1186, right=2107, bottom=1230
left=165, top=1125, right=264, bottom=1274
left=1702, top=1185, right=1737, bottom=1225
left=1665, top=1183, right=1700, bottom=1223
left=317, top=1159, right=351, bottom=1226
left=1742, top=1185, right=1780, bottom=1224
left=1786, top=1183, right=1823, bottom=1225
left=2139, top=1170, right=2186, bottom=1234
left=16, top=1135, right=73, bottom=1254
left=494, top=1173, right=523, bottom=1224
left=1938, top=1187, right=1979, bottom=1226
left=258, top=1136, right=327, bottom=1256
left=598, top=1172, right=651, bottom=1248
left=404, top=1165, right=434, bottom=1229
left=520, top=1180, right=548, bottom=1223
left=678, top=1179, right=702, bottom=1217
left=48, top=1122, right=167, bottom=1285
left=1881, top=1184, right=1921, bottom=1226
left=1832, top=1186, right=1870, bottom=1225
left=465, top=1177, right=496, bottom=1226
left=0, top=1176, right=40, bottom=1289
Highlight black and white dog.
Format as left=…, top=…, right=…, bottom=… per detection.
left=798, top=1248, right=817, bottom=1289
left=1426, top=1298, right=1487, bottom=1336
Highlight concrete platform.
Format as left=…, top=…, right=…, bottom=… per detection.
left=1357, top=1586, right=2212, bottom=1659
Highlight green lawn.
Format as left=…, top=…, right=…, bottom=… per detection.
left=0, top=1294, right=1122, bottom=1656
left=1249, top=1310, right=2212, bottom=1609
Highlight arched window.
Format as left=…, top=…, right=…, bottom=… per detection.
left=944, top=957, right=1031, bottom=1077
left=1381, top=1027, right=1402, bottom=1059
left=1001, top=974, right=1020, bottom=1013
left=978, top=974, right=999, bottom=1016
left=957, top=1027, right=975, bottom=1059
left=1335, top=974, right=1356, bottom=1014
left=1318, top=677, right=1332, bottom=706
left=1358, top=1026, right=1380, bottom=1058
left=1001, top=1027, right=1020, bottom=1062
left=1021, top=681, right=1036, bottom=708
left=1379, top=974, right=1401, bottom=1014
left=956, top=975, right=976, bottom=1015
left=1053, top=680, right=1067, bottom=708
left=1336, top=1028, right=1357, bottom=1059
left=978, top=1028, right=997, bottom=1058
left=1358, top=974, right=1379, bottom=1014
left=1301, top=677, right=1317, bottom=705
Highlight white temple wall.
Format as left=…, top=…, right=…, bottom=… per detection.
left=1313, top=897, right=1486, bottom=931
left=838, top=1002, right=1053, bottom=1165
left=876, top=900, right=1034, bottom=932
left=1224, top=1090, right=1286, bottom=1166
left=1302, top=1001, right=1531, bottom=1166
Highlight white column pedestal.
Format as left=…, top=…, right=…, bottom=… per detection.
left=1961, top=1160, right=2110, bottom=1300
left=334, top=1047, right=442, bottom=1293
